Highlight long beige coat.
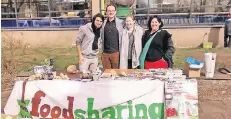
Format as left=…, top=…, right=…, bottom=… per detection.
left=119, top=24, right=144, bottom=69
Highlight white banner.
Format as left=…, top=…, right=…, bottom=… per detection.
left=4, top=80, right=165, bottom=119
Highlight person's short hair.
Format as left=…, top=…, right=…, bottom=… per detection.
left=106, top=3, right=117, bottom=11
left=147, top=15, right=164, bottom=30
left=126, top=14, right=136, bottom=21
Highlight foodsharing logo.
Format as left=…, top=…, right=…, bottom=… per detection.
left=17, top=99, right=32, bottom=119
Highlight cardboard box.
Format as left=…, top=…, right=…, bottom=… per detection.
left=184, top=62, right=201, bottom=77
left=1, top=114, right=17, bottom=119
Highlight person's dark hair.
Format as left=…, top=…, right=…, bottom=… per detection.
left=91, top=13, right=104, bottom=50
left=147, top=15, right=163, bottom=31
left=91, top=13, right=104, bottom=31
left=106, top=3, right=117, bottom=11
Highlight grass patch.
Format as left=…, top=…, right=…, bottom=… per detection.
left=173, top=48, right=231, bottom=70
left=4, top=48, right=231, bottom=73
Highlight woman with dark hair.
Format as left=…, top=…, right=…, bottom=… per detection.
left=76, top=13, right=104, bottom=73
left=140, top=15, right=175, bottom=69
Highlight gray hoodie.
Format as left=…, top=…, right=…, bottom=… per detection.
left=76, top=23, right=99, bottom=59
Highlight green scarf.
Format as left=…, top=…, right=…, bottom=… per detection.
left=139, top=30, right=161, bottom=69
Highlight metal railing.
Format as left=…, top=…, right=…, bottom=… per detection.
left=1, top=1, right=230, bottom=29
left=1, top=0, right=91, bottom=29
left=2, top=13, right=227, bottom=29
left=134, top=12, right=228, bottom=28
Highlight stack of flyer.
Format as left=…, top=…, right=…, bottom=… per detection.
left=165, top=79, right=199, bottom=119
left=150, top=69, right=186, bottom=80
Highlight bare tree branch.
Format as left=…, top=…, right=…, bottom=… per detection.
left=17, top=0, right=25, bottom=12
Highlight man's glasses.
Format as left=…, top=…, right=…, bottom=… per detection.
left=107, top=10, right=116, bottom=12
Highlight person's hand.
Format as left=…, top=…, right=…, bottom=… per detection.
left=78, top=54, right=84, bottom=64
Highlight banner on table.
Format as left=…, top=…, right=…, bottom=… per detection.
left=4, top=80, right=165, bottom=119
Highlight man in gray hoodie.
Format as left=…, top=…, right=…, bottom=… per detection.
left=224, top=13, right=231, bottom=48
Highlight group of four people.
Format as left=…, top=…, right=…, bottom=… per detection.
left=76, top=3, right=175, bottom=73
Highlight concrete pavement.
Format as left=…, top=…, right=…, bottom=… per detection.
left=199, top=100, right=231, bottom=119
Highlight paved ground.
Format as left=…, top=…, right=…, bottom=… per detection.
left=198, top=78, right=231, bottom=119
left=200, top=100, right=231, bottom=119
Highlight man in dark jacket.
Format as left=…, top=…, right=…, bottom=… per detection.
left=101, top=3, right=124, bottom=70
left=224, top=13, right=231, bottom=48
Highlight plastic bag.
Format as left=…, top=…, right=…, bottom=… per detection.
left=186, top=57, right=204, bottom=69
